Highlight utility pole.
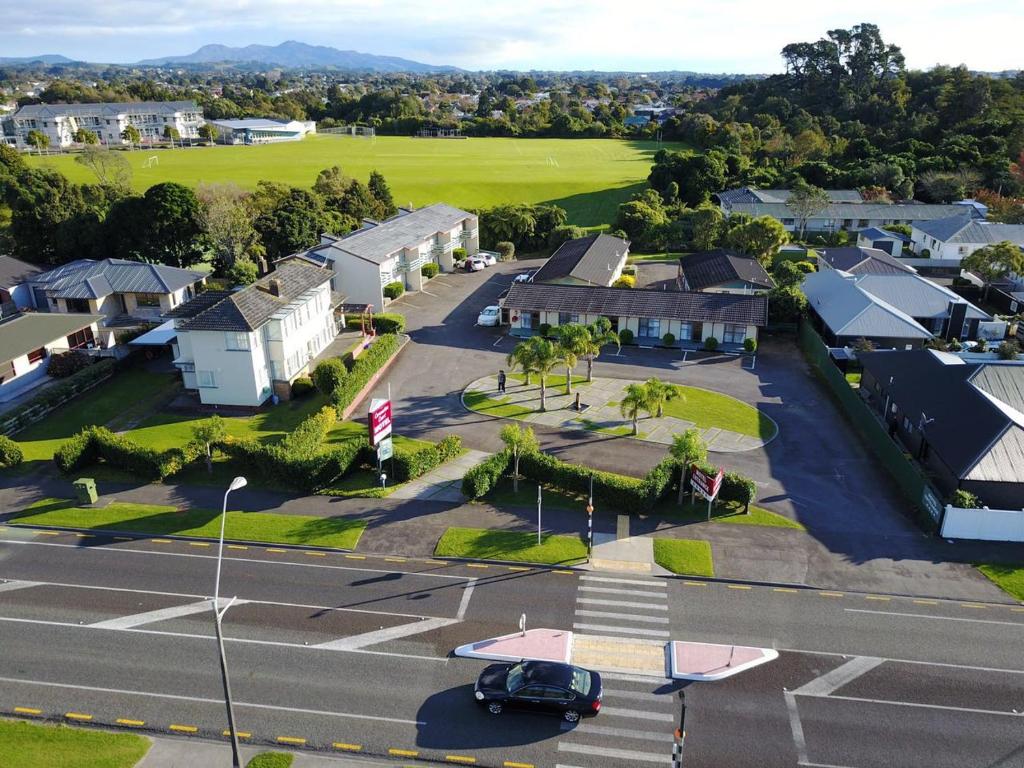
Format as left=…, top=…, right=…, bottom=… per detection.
left=537, top=484, right=542, bottom=546
left=214, top=476, right=247, bottom=768
left=672, top=689, right=687, bottom=768
left=586, top=475, right=594, bottom=558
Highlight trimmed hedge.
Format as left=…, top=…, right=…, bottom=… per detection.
left=47, top=351, right=92, bottom=378
left=704, top=336, right=719, bottom=351
left=720, top=471, right=756, bottom=511
left=0, top=435, right=24, bottom=467
left=619, top=328, right=634, bottom=345
left=312, top=358, right=347, bottom=395
left=4, top=358, right=117, bottom=434
left=421, top=262, right=440, bottom=279
left=462, top=451, right=511, bottom=498
left=291, top=377, right=315, bottom=398
left=332, top=333, right=400, bottom=413
left=53, top=426, right=204, bottom=480
left=344, top=313, right=406, bottom=334
left=383, top=281, right=405, bottom=300
left=222, top=434, right=367, bottom=493
left=384, top=433, right=463, bottom=483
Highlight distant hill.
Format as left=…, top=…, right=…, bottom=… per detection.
left=0, top=54, right=76, bottom=65
left=137, top=41, right=458, bottom=73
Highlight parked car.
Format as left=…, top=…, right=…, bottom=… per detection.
left=477, top=305, right=501, bottom=326
left=513, top=271, right=535, bottom=283
left=474, top=660, right=602, bottom=722
left=462, top=257, right=486, bottom=272
left=479, top=252, right=498, bottom=266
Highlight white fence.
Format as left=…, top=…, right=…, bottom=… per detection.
left=941, top=504, right=1024, bottom=542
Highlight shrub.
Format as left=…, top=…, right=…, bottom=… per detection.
left=3, top=358, right=117, bottom=434
left=975, top=338, right=989, bottom=352
left=538, top=323, right=552, bottom=338
left=548, top=225, right=587, bottom=249
left=495, top=241, right=515, bottom=261
left=462, top=451, right=510, bottom=498
left=719, top=471, right=757, bottom=512
left=997, top=340, right=1020, bottom=360
left=332, top=333, right=400, bottom=413
left=383, top=281, right=405, bottom=300
left=703, top=336, right=719, bottom=351
left=950, top=488, right=981, bottom=509
left=437, top=434, right=464, bottom=461
left=291, top=377, right=315, bottom=398
left=622, top=265, right=637, bottom=276
left=388, top=434, right=463, bottom=483
left=612, top=275, right=636, bottom=289
left=661, top=332, right=676, bottom=347
left=47, top=351, right=93, bottom=378
left=948, top=338, right=963, bottom=352
left=281, top=407, right=336, bottom=458
left=371, top=313, right=406, bottom=334
left=744, top=337, right=757, bottom=353
left=453, top=247, right=468, bottom=261
left=0, top=435, right=24, bottom=468
left=52, top=426, right=200, bottom=481
left=920, top=248, right=931, bottom=258
left=312, top=358, right=347, bottom=395
left=421, top=262, right=439, bottom=279
left=619, top=328, right=634, bottom=345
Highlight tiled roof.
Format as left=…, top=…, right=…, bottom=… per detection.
left=31, top=259, right=204, bottom=300
left=913, top=216, right=1024, bottom=244
left=818, top=246, right=917, bottom=276
left=678, top=249, right=774, bottom=290
left=503, top=283, right=768, bottom=326
left=531, top=235, right=630, bottom=285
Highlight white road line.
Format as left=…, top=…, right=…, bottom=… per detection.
left=599, top=671, right=672, bottom=683
left=564, top=722, right=672, bottom=742
left=0, top=580, right=41, bottom=593
left=577, top=598, right=668, bottom=611
left=580, top=576, right=666, bottom=588
left=315, top=617, right=459, bottom=650
left=845, top=608, right=1024, bottom=628
left=602, top=688, right=675, bottom=702
left=457, top=578, right=476, bottom=620
left=785, top=692, right=809, bottom=765
left=558, top=743, right=670, bottom=763
left=802, top=693, right=1024, bottom=718
left=578, top=586, right=668, bottom=598
left=0, top=674, right=425, bottom=725
left=90, top=599, right=235, bottom=630
left=573, top=623, right=670, bottom=638
left=574, top=610, right=669, bottom=624
left=799, top=762, right=859, bottom=768
left=793, top=656, right=883, bottom=697
left=599, top=706, right=674, bottom=722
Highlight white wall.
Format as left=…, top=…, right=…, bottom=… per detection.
left=268, top=283, right=335, bottom=381
left=941, top=504, right=1024, bottom=542
left=334, top=255, right=385, bottom=309
left=187, top=329, right=271, bottom=407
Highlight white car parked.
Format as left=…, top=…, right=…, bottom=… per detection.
left=513, top=271, right=534, bottom=283
left=477, top=305, right=501, bottom=326
left=479, top=252, right=498, bottom=266
left=458, top=257, right=486, bottom=272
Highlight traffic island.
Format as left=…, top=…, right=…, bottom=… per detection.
left=669, top=640, right=778, bottom=681
left=454, top=628, right=573, bottom=664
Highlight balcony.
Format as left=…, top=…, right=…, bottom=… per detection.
left=400, top=255, right=428, bottom=272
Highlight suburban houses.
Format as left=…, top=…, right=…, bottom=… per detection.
left=166, top=261, right=336, bottom=407
left=8, top=100, right=204, bottom=147
left=282, top=203, right=479, bottom=308
left=529, top=233, right=629, bottom=286
left=910, top=216, right=1024, bottom=261
left=817, top=245, right=918, bottom=276
left=0, top=254, right=43, bottom=309
left=855, top=226, right=911, bottom=257
left=206, top=117, right=316, bottom=144
left=677, top=248, right=775, bottom=293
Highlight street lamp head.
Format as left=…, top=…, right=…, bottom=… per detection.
left=228, top=476, right=248, bottom=491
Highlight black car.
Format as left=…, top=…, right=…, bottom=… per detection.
left=474, top=660, right=602, bottom=722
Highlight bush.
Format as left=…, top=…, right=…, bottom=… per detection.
left=383, top=281, right=405, bottom=300
left=312, top=358, right=347, bottom=395
left=920, top=248, right=931, bottom=258
left=453, top=247, right=468, bottom=261
left=3, top=358, right=117, bottom=434
left=622, top=265, right=637, bottom=276
left=950, top=488, right=981, bottom=509
left=975, top=338, right=989, bottom=352
left=0, top=435, right=24, bottom=468
left=462, top=451, right=510, bottom=498
left=619, top=328, right=634, bottom=345
left=661, top=332, right=676, bottom=347
left=612, top=275, right=636, bottom=288
left=347, top=312, right=406, bottom=335
left=332, top=333, right=400, bottom=413
left=421, top=262, right=439, bottom=279
left=744, top=337, right=757, bottom=353
left=703, top=336, right=719, bottom=351
left=52, top=426, right=203, bottom=481
left=997, top=340, right=1020, bottom=360
left=47, top=351, right=93, bottom=378
left=291, top=377, right=315, bottom=398
left=538, top=323, right=552, bottom=338
left=495, top=241, right=515, bottom=261
left=388, top=434, right=463, bottom=483
left=548, top=225, right=587, bottom=249
left=281, top=407, right=336, bottom=458
left=719, top=471, right=757, bottom=511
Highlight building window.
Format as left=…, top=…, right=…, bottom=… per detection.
left=638, top=317, right=661, bottom=338
left=197, top=370, right=217, bottom=388
left=558, top=312, right=579, bottom=325
left=858, top=219, right=869, bottom=228
left=224, top=332, right=250, bottom=351
left=678, top=322, right=693, bottom=340
left=135, top=293, right=162, bottom=307
left=782, top=218, right=795, bottom=226
left=723, top=324, right=747, bottom=344
left=66, top=327, right=95, bottom=349
left=27, top=347, right=46, bottom=364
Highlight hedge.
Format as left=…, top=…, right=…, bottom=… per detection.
left=0, top=435, right=24, bottom=467
left=291, top=377, right=314, bottom=398
left=222, top=435, right=367, bottom=493
left=462, top=451, right=511, bottom=498
left=383, top=281, right=405, bottom=300
left=312, top=358, right=347, bottom=395
left=421, top=262, right=440, bottom=279
left=344, top=313, right=406, bottom=334
left=719, top=471, right=756, bottom=511
left=53, top=426, right=204, bottom=480
left=332, top=333, right=400, bottom=412
left=4, top=358, right=117, bottom=435
left=385, top=434, right=462, bottom=483
left=47, top=351, right=92, bottom=378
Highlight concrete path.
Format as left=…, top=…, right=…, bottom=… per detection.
left=588, top=514, right=669, bottom=576
left=387, top=448, right=489, bottom=503
left=137, top=734, right=372, bottom=767
left=463, top=374, right=775, bottom=452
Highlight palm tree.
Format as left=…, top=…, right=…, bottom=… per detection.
left=645, top=378, right=682, bottom=418
left=557, top=324, right=591, bottom=396
left=670, top=429, right=708, bottom=504
left=524, top=336, right=558, bottom=412
left=506, top=340, right=537, bottom=385
left=582, top=317, right=619, bottom=382
left=620, top=383, right=651, bottom=436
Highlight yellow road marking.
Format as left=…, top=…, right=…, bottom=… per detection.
left=504, top=762, right=535, bottom=768
left=152, top=539, right=172, bottom=544
left=75, top=533, right=93, bottom=538
left=507, top=566, right=530, bottom=572
left=553, top=570, right=574, bottom=575
left=305, top=551, right=327, bottom=557
left=865, top=596, right=891, bottom=601
left=728, top=584, right=752, bottom=590
left=277, top=736, right=306, bottom=745
left=65, top=712, right=93, bottom=721
left=117, top=719, right=145, bottom=727
left=465, top=563, right=488, bottom=568
left=913, top=599, right=938, bottom=605
left=227, top=545, right=248, bottom=550
left=684, top=581, right=707, bottom=587
left=223, top=730, right=252, bottom=738
left=170, top=724, right=198, bottom=733
left=188, top=542, right=210, bottom=548
left=266, top=548, right=286, bottom=553
left=385, top=557, right=406, bottom=562
left=1010, top=607, right=1024, bottom=612
left=389, top=748, right=419, bottom=757
left=39, top=531, right=61, bottom=536
left=14, top=707, right=41, bottom=715
left=446, top=756, right=477, bottom=764
left=425, top=559, right=448, bottom=565
left=333, top=743, right=362, bottom=751
left=819, top=592, right=844, bottom=597
left=960, top=603, right=986, bottom=609
left=345, top=554, right=366, bottom=560
left=773, top=588, right=798, bottom=593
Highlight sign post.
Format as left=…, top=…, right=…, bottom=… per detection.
left=586, top=475, right=594, bottom=558
left=369, top=398, right=393, bottom=491
left=537, top=485, right=542, bottom=546
left=691, top=465, right=724, bottom=520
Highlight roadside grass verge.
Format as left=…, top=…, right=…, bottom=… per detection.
left=653, top=538, right=714, bottom=577
left=435, top=526, right=587, bottom=565
left=463, top=390, right=535, bottom=419
left=976, top=563, right=1024, bottom=602
left=1, top=718, right=150, bottom=768
left=660, top=386, right=777, bottom=440
left=482, top=478, right=582, bottom=511
left=650, top=498, right=805, bottom=530
left=247, top=754, right=294, bottom=768
left=12, top=498, right=365, bottom=549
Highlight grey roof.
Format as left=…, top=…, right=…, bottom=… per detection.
left=679, top=249, right=774, bottom=290
left=163, top=290, right=234, bottom=319
left=818, top=246, right=917, bottom=276
left=207, top=118, right=300, bottom=130
left=913, top=216, right=1024, bottom=245
left=0, top=312, right=104, bottom=364
left=717, top=188, right=863, bottom=205
left=802, top=270, right=932, bottom=340
left=531, top=234, right=630, bottom=285
left=14, top=101, right=200, bottom=120
left=859, top=226, right=910, bottom=243
left=299, top=204, right=473, bottom=265
left=851, top=274, right=990, bottom=320
left=859, top=350, right=1024, bottom=482
left=724, top=202, right=980, bottom=222
left=176, top=262, right=331, bottom=332
left=503, top=282, right=768, bottom=326
left=0, top=255, right=43, bottom=287
left=31, top=259, right=204, bottom=300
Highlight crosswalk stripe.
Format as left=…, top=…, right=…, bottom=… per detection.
left=574, top=610, right=669, bottom=624
left=577, top=598, right=668, bottom=611
left=600, top=706, right=675, bottom=722
left=579, top=586, right=668, bottom=598
left=581, top=576, right=666, bottom=588
left=558, top=743, right=670, bottom=763
left=602, top=688, right=676, bottom=702
left=573, top=623, right=670, bottom=638
left=568, top=722, right=673, bottom=742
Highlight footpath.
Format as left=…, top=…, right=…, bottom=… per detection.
left=137, top=734, right=382, bottom=767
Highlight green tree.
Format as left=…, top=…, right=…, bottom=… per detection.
left=620, top=383, right=652, bottom=436
left=139, top=182, right=205, bottom=268
left=191, top=415, right=227, bottom=474
left=368, top=170, right=397, bottom=217
left=644, top=378, right=681, bottom=418
left=581, top=317, right=620, bottom=382
left=73, top=128, right=99, bottom=145
left=255, top=188, right=324, bottom=260
left=690, top=207, right=724, bottom=250
left=120, top=125, right=141, bottom=146
left=522, top=336, right=558, bottom=412
left=556, top=323, right=591, bottom=395
left=227, top=257, right=258, bottom=285
left=499, top=423, right=539, bottom=494
left=615, top=196, right=667, bottom=245
left=788, top=182, right=831, bottom=239
left=162, top=125, right=181, bottom=142
left=197, top=183, right=262, bottom=273
left=961, top=241, right=1024, bottom=299
left=727, top=215, right=788, bottom=265
left=670, top=429, right=708, bottom=504
left=506, top=339, right=538, bottom=385
left=74, top=145, right=132, bottom=191
left=198, top=123, right=219, bottom=144
left=648, top=150, right=727, bottom=207
left=25, top=130, right=49, bottom=153
left=312, top=358, right=347, bottom=395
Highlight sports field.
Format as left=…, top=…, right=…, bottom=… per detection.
left=26, top=135, right=677, bottom=226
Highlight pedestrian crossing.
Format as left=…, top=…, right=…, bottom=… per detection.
left=573, top=574, right=671, bottom=655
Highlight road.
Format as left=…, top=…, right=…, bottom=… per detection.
left=1, top=527, right=1023, bottom=767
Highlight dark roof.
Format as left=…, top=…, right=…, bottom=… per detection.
left=503, top=282, right=768, bottom=326
left=0, top=255, right=44, bottom=288
left=859, top=226, right=910, bottom=243
left=163, top=290, right=234, bottom=319
left=818, top=246, right=916, bottom=276
left=31, top=259, right=204, bottom=299
left=678, top=249, right=774, bottom=290
left=531, top=235, right=630, bottom=285
left=175, top=262, right=331, bottom=332
left=858, top=350, right=1024, bottom=481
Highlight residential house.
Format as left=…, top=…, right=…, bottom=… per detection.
left=502, top=282, right=767, bottom=349
left=716, top=188, right=865, bottom=206
left=10, top=101, right=204, bottom=147
left=677, top=249, right=774, bottom=294
left=530, top=234, right=630, bottom=287
left=859, top=349, right=1024, bottom=509
left=855, top=227, right=910, bottom=257
left=817, top=246, right=917, bottom=276
left=166, top=262, right=336, bottom=407
left=802, top=269, right=989, bottom=349
left=282, top=204, right=479, bottom=309
left=207, top=118, right=316, bottom=144
left=0, top=313, right=109, bottom=401
left=27, top=259, right=206, bottom=325
left=0, top=255, right=43, bottom=309
left=910, top=216, right=1024, bottom=262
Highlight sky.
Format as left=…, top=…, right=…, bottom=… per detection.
left=3, top=0, right=1022, bottom=72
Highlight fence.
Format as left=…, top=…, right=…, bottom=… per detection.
left=941, top=504, right=1024, bottom=542
left=798, top=320, right=943, bottom=530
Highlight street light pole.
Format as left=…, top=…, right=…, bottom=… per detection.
left=672, top=689, right=687, bottom=768
left=586, top=475, right=594, bottom=559
left=214, top=476, right=247, bottom=768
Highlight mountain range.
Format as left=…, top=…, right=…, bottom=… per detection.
left=0, top=54, right=77, bottom=65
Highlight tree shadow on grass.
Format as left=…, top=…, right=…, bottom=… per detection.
left=290, top=516, right=366, bottom=547
left=541, top=181, right=649, bottom=228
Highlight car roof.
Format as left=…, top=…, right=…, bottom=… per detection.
left=520, top=660, right=574, bottom=688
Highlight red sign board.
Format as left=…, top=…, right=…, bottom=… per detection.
left=691, top=465, right=724, bottom=501
left=368, top=398, right=392, bottom=446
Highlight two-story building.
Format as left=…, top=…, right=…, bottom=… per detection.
left=910, top=216, right=1024, bottom=262
left=10, top=101, right=204, bottom=147
left=166, top=262, right=335, bottom=407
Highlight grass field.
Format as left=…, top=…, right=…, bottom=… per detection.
left=662, top=385, right=778, bottom=440
left=653, top=538, right=714, bottom=577
left=2, top=718, right=150, bottom=768
left=27, top=135, right=675, bottom=227
left=435, top=527, right=587, bottom=565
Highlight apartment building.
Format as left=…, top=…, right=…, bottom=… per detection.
left=10, top=101, right=204, bottom=147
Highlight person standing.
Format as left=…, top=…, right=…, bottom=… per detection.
left=497, top=369, right=507, bottom=394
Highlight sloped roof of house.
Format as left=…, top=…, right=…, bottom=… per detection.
left=851, top=273, right=990, bottom=321
left=31, top=259, right=204, bottom=300
left=0, top=255, right=44, bottom=288
left=175, top=262, right=331, bottom=332
left=724, top=202, right=980, bottom=222
left=818, top=246, right=917, bottom=276
left=531, top=234, right=630, bottom=285
left=0, top=312, right=104, bottom=365
left=717, top=188, right=864, bottom=205
left=801, top=270, right=932, bottom=341
left=678, top=249, right=774, bottom=290
left=503, top=282, right=768, bottom=326
left=14, top=101, right=200, bottom=119
left=913, top=216, right=1024, bottom=245
left=859, top=226, right=910, bottom=243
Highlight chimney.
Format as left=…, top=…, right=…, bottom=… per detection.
left=268, top=278, right=282, bottom=297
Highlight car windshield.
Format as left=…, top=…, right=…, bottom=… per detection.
left=569, top=668, right=592, bottom=695
left=482, top=308, right=497, bottom=316
left=506, top=664, right=525, bottom=692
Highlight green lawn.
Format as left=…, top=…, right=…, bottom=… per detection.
left=576, top=418, right=640, bottom=438
left=14, top=498, right=366, bottom=549
left=653, top=539, right=714, bottom=577
left=435, top=527, right=587, bottom=565
left=661, top=386, right=777, bottom=440
left=1, top=719, right=150, bottom=768
left=28, top=136, right=679, bottom=227
left=509, top=373, right=589, bottom=388
left=247, top=754, right=294, bottom=768
left=976, top=563, right=1024, bottom=601
left=483, top=478, right=582, bottom=511
left=650, top=498, right=805, bottom=530
left=628, top=252, right=687, bottom=263
left=463, top=390, right=535, bottom=419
